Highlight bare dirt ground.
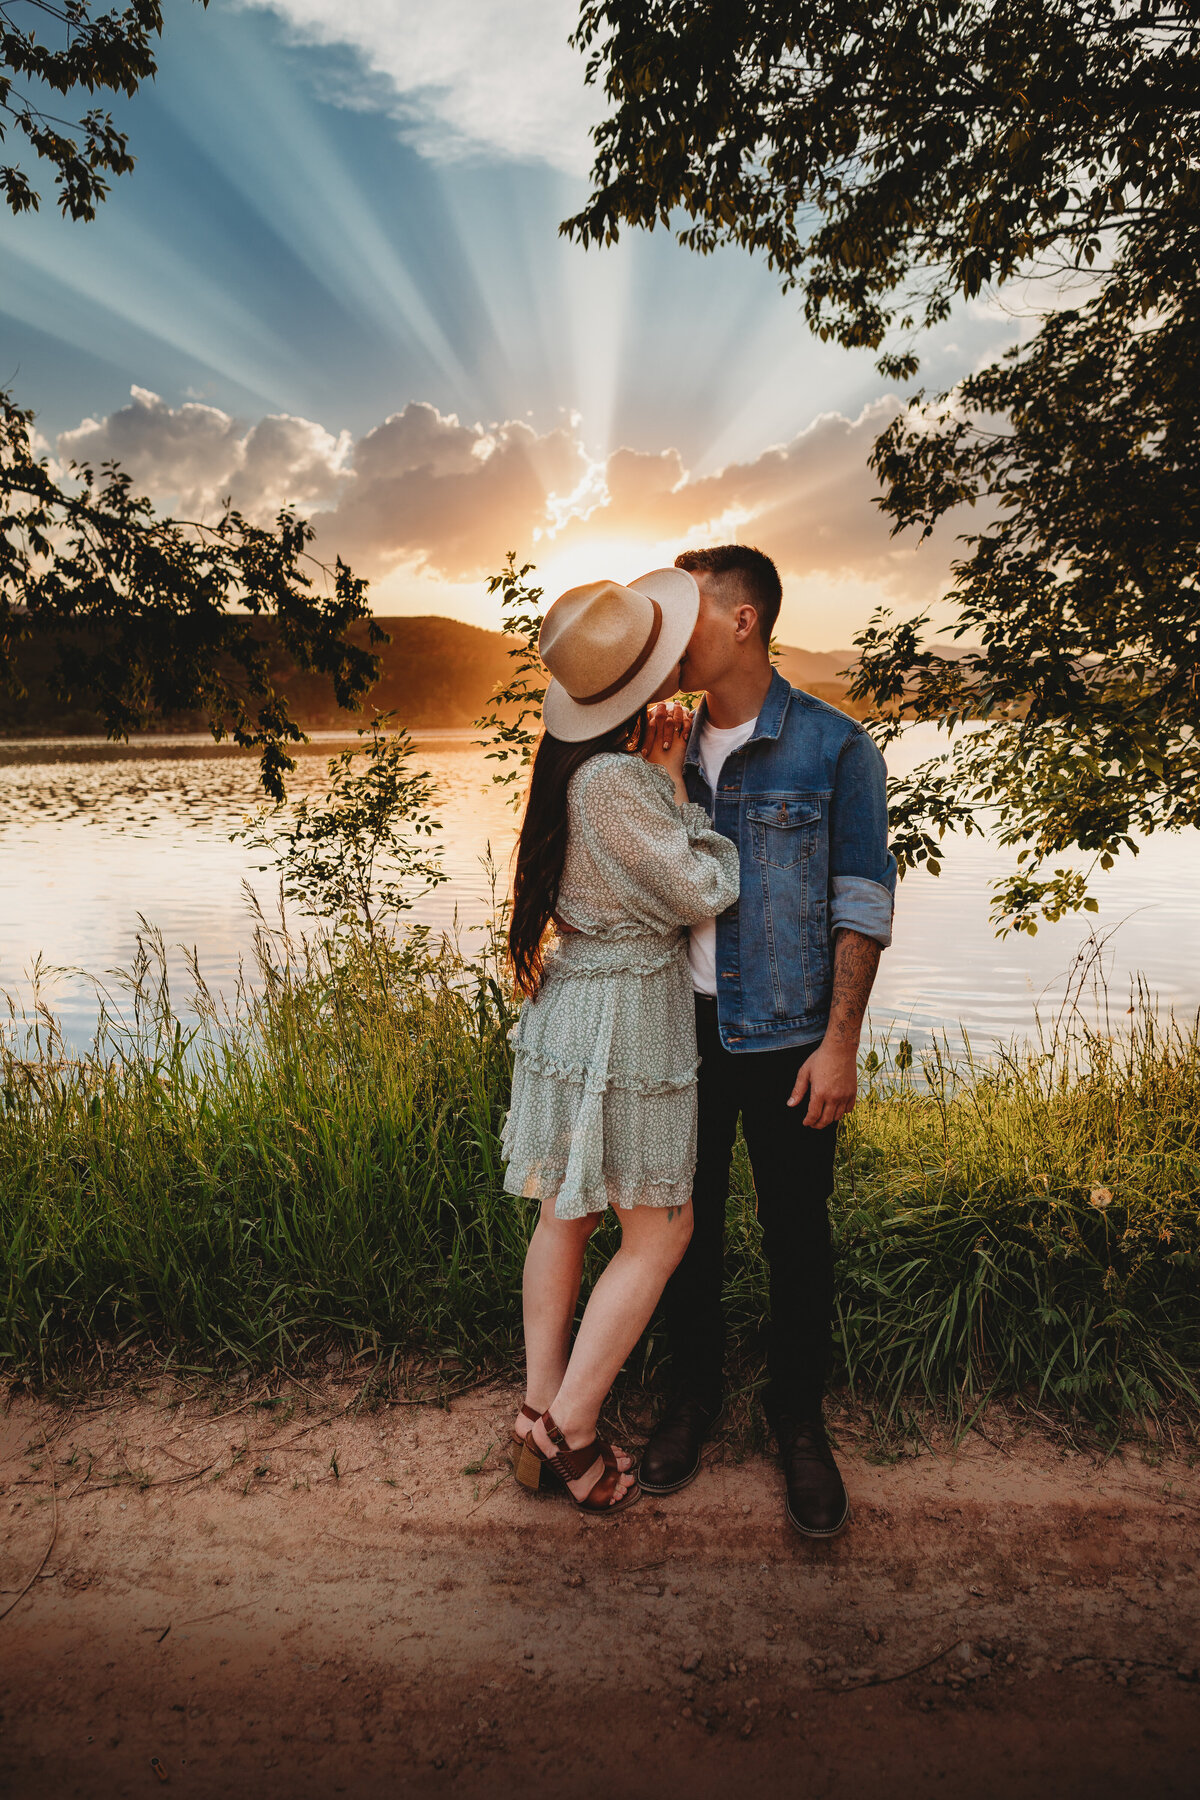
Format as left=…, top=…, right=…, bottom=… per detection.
left=1, top=1378, right=1198, bottom=1800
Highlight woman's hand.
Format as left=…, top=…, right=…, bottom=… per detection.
left=642, top=701, right=692, bottom=803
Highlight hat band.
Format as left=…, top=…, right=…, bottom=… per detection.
left=573, top=599, right=663, bottom=705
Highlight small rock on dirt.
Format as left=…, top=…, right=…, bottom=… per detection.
left=680, top=1651, right=703, bottom=1673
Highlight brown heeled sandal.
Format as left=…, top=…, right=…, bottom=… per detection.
left=516, top=1410, right=640, bottom=1514
left=509, top=1403, right=566, bottom=1492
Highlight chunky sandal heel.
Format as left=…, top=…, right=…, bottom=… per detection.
left=510, top=1402, right=564, bottom=1493
left=515, top=1439, right=546, bottom=1491
left=508, top=1402, right=540, bottom=1469
left=522, top=1410, right=640, bottom=1516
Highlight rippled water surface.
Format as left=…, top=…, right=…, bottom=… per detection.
left=1, top=728, right=1196, bottom=1052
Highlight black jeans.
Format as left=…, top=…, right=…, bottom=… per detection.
left=658, top=996, right=839, bottom=1421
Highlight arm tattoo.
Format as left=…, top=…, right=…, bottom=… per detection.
left=827, top=930, right=882, bottom=1048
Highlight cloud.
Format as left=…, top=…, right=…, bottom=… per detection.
left=57, top=387, right=352, bottom=519
left=323, top=401, right=591, bottom=572
left=591, top=400, right=939, bottom=592
left=314, top=397, right=953, bottom=603
left=239, top=0, right=600, bottom=173
left=56, top=390, right=956, bottom=611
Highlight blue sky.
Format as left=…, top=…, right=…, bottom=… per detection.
left=2, top=0, right=1015, bottom=643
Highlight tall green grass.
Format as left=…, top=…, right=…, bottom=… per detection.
left=1, top=920, right=1197, bottom=1432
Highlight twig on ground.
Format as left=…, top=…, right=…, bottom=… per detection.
left=65, top=1462, right=216, bottom=1497
left=64, top=1454, right=95, bottom=1500
left=118, top=1445, right=145, bottom=1488
left=192, top=1397, right=264, bottom=1429
left=386, top=1377, right=500, bottom=1411
left=154, top=1444, right=211, bottom=1471
left=175, top=1601, right=254, bottom=1628
left=0, top=1431, right=58, bottom=1624
left=968, top=1421, right=1011, bottom=1455
left=277, top=1404, right=354, bottom=1443
left=282, top=1377, right=327, bottom=1406
left=145, top=1463, right=218, bottom=1489
left=39, top=1409, right=81, bottom=1454
left=467, top=1470, right=512, bottom=1515
left=821, top=1641, right=958, bottom=1694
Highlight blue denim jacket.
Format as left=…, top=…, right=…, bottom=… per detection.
left=684, top=670, right=896, bottom=1051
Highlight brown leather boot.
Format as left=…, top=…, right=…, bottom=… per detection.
left=775, top=1412, right=849, bottom=1537
left=638, top=1391, right=721, bottom=1495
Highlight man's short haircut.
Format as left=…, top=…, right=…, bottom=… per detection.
left=674, top=544, right=782, bottom=647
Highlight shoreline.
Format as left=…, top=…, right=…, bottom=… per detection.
left=0, top=726, right=485, bottom=757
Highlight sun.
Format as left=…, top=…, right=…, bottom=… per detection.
left=531, top=533, right=690, bottom=602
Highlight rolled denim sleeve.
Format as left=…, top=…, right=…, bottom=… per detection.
left=828, top=728, right=896, bottom=948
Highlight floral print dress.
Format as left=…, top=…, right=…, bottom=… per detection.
left=501, top=752, right=741, bottom=1219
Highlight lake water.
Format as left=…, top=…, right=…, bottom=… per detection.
left=1, top=727, right=1197, bottom=1056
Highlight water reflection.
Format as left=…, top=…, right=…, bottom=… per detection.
left=1, top=728, right=1197, bottom=1053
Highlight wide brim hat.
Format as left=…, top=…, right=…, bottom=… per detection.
left=539, top=567, right=699, bottom=742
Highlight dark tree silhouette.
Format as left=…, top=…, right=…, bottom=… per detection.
left=1, top=1, right=382, bottom=794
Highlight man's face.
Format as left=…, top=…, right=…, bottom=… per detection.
left=680, top=573, right=743, bottom=691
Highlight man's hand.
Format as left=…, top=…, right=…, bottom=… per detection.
left=786, top=928, right=883, bottom=1128
left=787, top=1040, right=858, bottom=1129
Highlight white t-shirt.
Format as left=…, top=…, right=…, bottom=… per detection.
left=688, top=714, right=756, bottom=996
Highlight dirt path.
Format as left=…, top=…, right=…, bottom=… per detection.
left=1, top=1380, right=1197, bottom=1798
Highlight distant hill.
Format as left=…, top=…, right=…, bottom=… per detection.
left=0, top=615, right=515, bottom=737
left=771, top=644, right=864, bottom=717
left=773, top=644, right=857, bottom=687
left=0, top=614, right=865, bottom=736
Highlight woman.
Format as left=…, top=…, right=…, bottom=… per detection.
left=501, top=569, right=740, bottom=1514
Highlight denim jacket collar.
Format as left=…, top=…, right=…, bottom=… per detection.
left=683, top=667, right=792, bottom=768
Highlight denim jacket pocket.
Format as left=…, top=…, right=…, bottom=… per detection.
left=746, top=796, right=822, bottom=869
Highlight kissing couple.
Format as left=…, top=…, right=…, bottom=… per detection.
left=500, top=545, right=895, bottom=1535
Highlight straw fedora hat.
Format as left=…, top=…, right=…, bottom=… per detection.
left=538, top=567, right=699, bottom=741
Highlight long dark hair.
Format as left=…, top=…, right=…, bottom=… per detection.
left=509, top=710, right=647, bottom=997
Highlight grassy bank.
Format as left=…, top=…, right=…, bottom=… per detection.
left=1, top=923, right=1197, bottom=1435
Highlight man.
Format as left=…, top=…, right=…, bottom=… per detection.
left=639, top=544, right=895, bottom=1536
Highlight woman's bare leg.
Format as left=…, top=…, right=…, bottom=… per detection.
left=519, top=1203, right=599, bottom=1425
left=531, top=1201, right=694, bottom=1503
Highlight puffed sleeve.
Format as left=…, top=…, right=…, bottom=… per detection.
left=572, top=755, right=740, bottom=929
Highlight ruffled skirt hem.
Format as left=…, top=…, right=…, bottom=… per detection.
left=501, top=1159, right=693, bottom=1220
